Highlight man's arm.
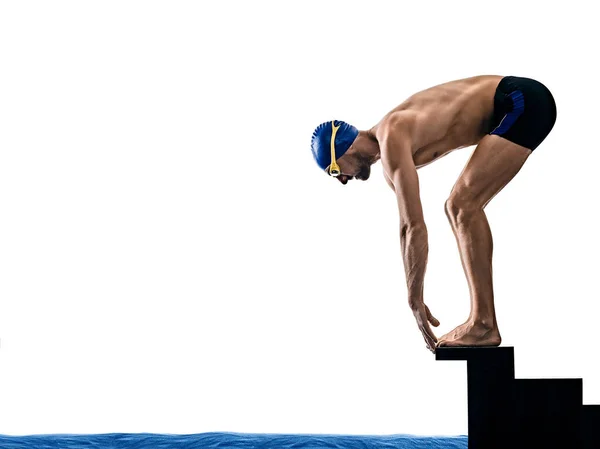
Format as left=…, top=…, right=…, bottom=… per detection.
left=380, top=122, right=428, bottom=305
left=380, top=120, right=440, bottom=350
left=391, top=153, right=428, bottom=308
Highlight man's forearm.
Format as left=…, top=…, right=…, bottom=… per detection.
left=400, top=224, right=429, bottom=308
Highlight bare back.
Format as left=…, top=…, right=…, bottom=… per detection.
left=373, top=75, right=503, bottom=169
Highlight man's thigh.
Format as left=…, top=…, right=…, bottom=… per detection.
left=449, top=134, right=532, bottom=209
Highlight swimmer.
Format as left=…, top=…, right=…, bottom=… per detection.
left=310, top=76, right=556, bottom=353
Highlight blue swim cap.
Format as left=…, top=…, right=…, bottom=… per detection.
left=311, top=120, right=359, bottom=171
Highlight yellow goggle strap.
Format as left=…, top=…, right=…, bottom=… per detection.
left=329, top=121, right=341, bottom=176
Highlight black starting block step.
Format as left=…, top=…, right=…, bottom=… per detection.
left=582, top=405, right=600, bottom=449
left=436, top=346, right=597, bottom=449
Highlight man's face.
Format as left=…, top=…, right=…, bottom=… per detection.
left=331, top=152, right=371, bottom=185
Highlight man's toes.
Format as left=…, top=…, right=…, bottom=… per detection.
left=438, top=338, right=463, bottom=347
left=440, top=331, right=456, bottom=342
left=437, top=337, right=453, bottom=347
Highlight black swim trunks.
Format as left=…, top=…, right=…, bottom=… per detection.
left=489, top=76, right=557, bottom=150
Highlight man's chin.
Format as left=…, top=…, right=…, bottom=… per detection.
left=357, top=168, right=371, bottom=181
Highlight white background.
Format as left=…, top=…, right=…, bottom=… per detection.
left=1, top=0, right=598, bottom=438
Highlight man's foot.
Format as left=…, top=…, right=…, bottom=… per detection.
left=437, top=320, right=501, bottom=347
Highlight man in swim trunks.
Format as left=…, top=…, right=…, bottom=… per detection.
left=310, top=75, right=557, bottom=353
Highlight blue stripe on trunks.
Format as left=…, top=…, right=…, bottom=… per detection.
left=491, top=90, right=525, bottom=136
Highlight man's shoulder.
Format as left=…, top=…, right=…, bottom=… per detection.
left=373, top=111, right=418, bottom=143
left=374, top=112, right=417, bottom=174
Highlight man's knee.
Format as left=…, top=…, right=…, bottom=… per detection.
left=444, top=194, right=480, bottom=225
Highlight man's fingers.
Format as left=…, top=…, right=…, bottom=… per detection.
left=418, top=313, right=438, bottom=344
left=427, top=328, right=438, bottom=344
left=418, top=321, right=438, bottom=349
left=422, top=333, right=436, bottom=353
left=413, top=305, right=438, bottom=352
left=425, top=305, right=440, bottom=327
left=420, top=330, right=434, bottom=351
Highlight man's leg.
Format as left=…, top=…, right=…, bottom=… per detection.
left=438, top=134, right=532, bottom=347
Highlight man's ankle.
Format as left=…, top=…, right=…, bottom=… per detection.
left=472, top=317, right=496, bottom=330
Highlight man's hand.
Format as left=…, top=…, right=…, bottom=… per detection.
left=410, top=301, right=440, bottom=353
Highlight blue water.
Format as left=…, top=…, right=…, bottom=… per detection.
left=0, top=432, right=468, bottom=449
